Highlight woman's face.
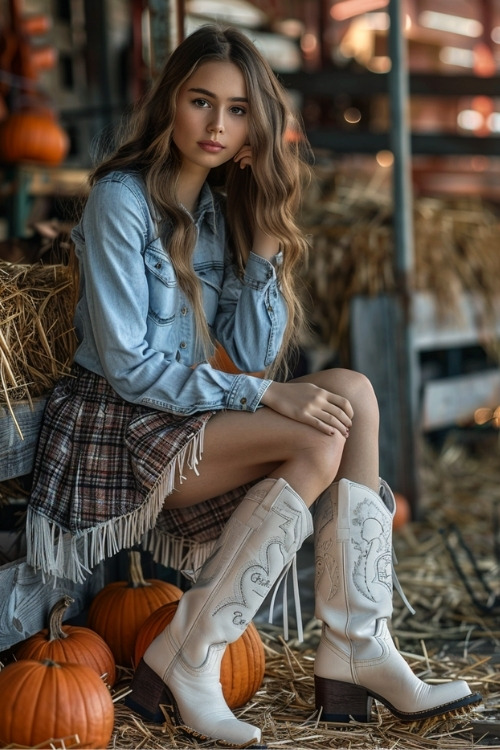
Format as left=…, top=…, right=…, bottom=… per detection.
left=173, top=61, right=249, bottom=178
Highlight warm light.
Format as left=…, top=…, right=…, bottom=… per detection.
left=273, top=18, right=304, bottom=38
left=344, top=107, right=362, bottom=124
left=473, top=42, right=497, bottom=76
left=457, top=109, right=484, bottom=130
left=330, top=0, right=388, bottom=22
left=367, top=56, right=391, bottom=72
left=301, top=32, right=318, bottom=55
left=419, top=11, right=483, bottom=37
left=363, top=11, right=389, bottom=30
left=492, top=26, right=500, bottom=44
left=488, top=113, right=500, bottom=132
left=476, top=404, right=500, bottom=428
left=376, top=150, right=394, bottom=167
left=440, top=47, right=475, bottom=68
left=186, top=0, right=266, bottom=27
left=474, top=407, right=493, bottom=425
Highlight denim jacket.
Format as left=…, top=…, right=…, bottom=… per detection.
left=71, top=170, right=288, bottom=415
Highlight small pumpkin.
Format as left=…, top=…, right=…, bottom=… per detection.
left=87, top=549, right=183, bottom=667
left=134, top=599, right=266, bottom=708
left=14, top=595, right=116, bottom=687
left=209, top=341, right=264, bottom=377
left=0, top=108, right=69, bottom=165
left=0, top=658, right=114, bottom=749
left=393, top=492, right=411, bottom=529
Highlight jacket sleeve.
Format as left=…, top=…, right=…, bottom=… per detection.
left=212, top=246, right=288, bottom=373
left=73, top=178, right=273, bottom=415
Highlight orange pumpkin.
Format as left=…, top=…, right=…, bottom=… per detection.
left=210, top=342, right=264, bottom=377
left=0, top=109, right=69, bottom=165
left=0, top=659, right=114, bottom=749
left=393, top=492, right=411, bottom=529
left=14, top=595, right=116, bottom=687
left=134, top=599, right=266, bottom=709
left=87, top=549, right=183, bottom=667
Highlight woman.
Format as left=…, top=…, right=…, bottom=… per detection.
left=27, top=24, right=481, bottom=747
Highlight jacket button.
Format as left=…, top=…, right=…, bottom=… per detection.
left=240, top=397, right=247, bottom=405
left=180, top=341, right=187, bottom=349
left=181, top=306, right=188, bottom=315
left=155, top=262, right=161, bottom=269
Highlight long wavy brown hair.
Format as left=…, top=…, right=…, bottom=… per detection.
left=89, top=24, right=311, bottom=378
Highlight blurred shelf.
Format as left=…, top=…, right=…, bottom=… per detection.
left=304, top=130, right=500, bottom=156
left=281, top=71, right=500, bottom=98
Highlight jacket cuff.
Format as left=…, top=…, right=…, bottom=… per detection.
left=226, top=374, right=272, bottom=411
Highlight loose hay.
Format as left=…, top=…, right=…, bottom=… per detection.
left=2, top=433, right=496, bottom=748
left=300, top=167, right=500, bottom=365
left=105, top=435, right=500, bottom=749
left=0, top=260, right=78, bottom=434
left=108, top=629, right=490, bottom=749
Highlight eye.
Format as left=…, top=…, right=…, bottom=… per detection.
left=230, top=105, right=247, bottom=116
left=193, top=98, right=210, bottom=108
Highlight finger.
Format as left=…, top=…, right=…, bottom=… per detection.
left=324, top=409, right=352, bottom=432
left=319, top=411, right=350, bottom=437
left=312, top=415, right=349, bottom=438
left=316, top=398, right=352, bottom=427
left=234, top=147, right=252, bottom=168
left=326, top=395, right=354, bottom=421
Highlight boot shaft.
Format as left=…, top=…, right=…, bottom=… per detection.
left=171, top=477, right=313, bottom=666
left=314, top=479, right=395, bottom=634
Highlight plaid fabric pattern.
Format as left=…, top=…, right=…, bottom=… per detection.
left=29, top=365, right=248, bottom=544
left=155, top=483, right=253, bottom=543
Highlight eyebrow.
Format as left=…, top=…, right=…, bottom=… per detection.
left=188, top=87, right=248, bottom=103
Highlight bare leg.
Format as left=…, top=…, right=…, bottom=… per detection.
left=127, top=368, right=381, bottom=744
left=164, top=367, right=379, bottom=510
left=293, top=368, right=380, bottom=490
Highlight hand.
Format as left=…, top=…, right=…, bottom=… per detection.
left=261, top=381, right=353, bottom=437
left=233, top=144, right=252, bottom=170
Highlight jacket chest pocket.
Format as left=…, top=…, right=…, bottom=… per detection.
left=144, top=244, right=178, bottom=325
left=195, top=259, right=223, bottom=324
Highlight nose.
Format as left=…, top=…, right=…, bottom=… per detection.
left=208, top=110, right=224, bottom=135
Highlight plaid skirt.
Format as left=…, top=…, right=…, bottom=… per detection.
left=26, top=365, right=253, bottom=583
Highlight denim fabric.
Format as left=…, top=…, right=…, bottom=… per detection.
left=71, top=171, right=287, bottom=415
left=0, top=397, right=47, bottom=480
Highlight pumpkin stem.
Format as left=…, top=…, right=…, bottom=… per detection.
left=47, top=595, right=74, bottom=641
left=127, top=549, right=151, bottom=589
left=41, top=658, right=61, bottom=668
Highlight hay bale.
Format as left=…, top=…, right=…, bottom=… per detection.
left=300, top=168, right=500, bottom=361
left=0, top=257, right=78, bottom=437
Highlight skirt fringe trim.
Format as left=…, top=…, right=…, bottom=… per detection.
left=26, top=421, right=215, bottom=584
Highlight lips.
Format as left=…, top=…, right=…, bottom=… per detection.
left=198, top=141, right=225, bottom=153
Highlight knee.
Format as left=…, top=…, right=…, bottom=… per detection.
left=323, top=368, right=379, bottom=425
left=347, top=370, right=379, bottom=417
left=296, top=429, right=345, bottom=488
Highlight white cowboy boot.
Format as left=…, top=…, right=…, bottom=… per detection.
left=314, top=478, right=482, bottom=722
left=126, top=477, right=313, bottom=746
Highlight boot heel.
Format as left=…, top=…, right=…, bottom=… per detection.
left=315, top=675, right=373, bottom=723
left=125, top=659, right=179, bottom=724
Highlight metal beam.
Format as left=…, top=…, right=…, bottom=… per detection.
left=387, top=0, right=419, bottom=509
